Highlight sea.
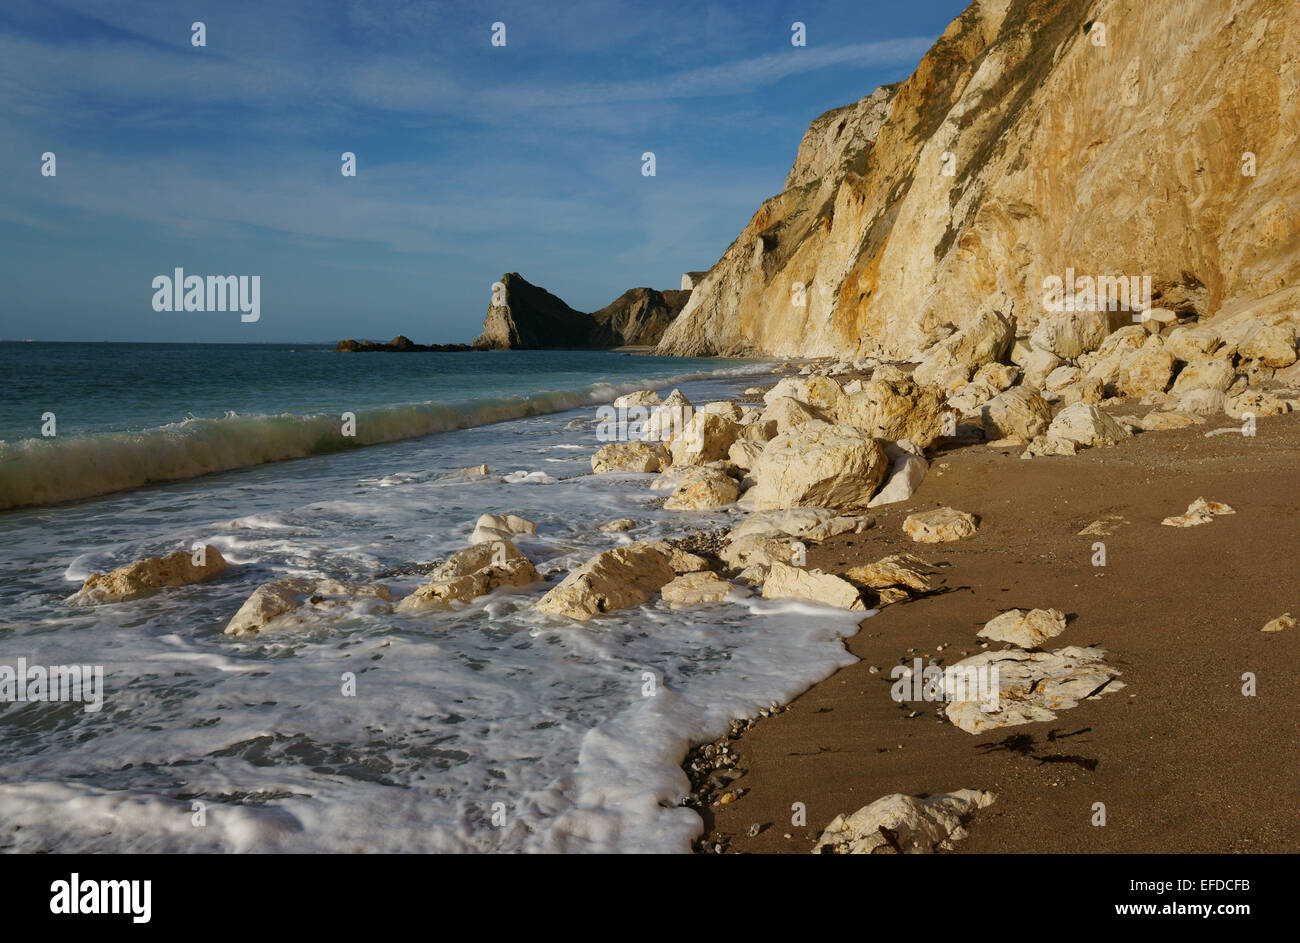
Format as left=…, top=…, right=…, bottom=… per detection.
left=0, top=342, right=864, bottom=853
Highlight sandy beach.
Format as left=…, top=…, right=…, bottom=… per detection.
left=689, top=406, right=1300, bottom=853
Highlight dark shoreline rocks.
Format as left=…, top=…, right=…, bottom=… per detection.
left=336, top=335, right=474, bottom=352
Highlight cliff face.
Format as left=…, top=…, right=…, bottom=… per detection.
left=656, top=0, right=1300, bottom=359
left=589, top=287, right=692, bottom=347
left=473, top=273, right=595, bottom=349
left=473, top=273, right=690, bottom=349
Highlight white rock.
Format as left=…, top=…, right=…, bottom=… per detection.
left=977, top=608, right=1068, bottom=648
left=812, top=790, right=996, bottom=854
left=835, top=366, right=950, bottom=447
left=913, top=295, right=1016, bottom=390
left=727, top=438, right=764, bottom=472
left=1020, top=348, right=1062, bottom=389
left=660, top=571, right=737, bottom=609
left=943, top=646, right=1124, bottom=733
left=1161, top=496, right=1233, bottom=526
left=1045, top=403, right=1130, bottom=449
left=227, top=578, right=392, bottom=636
left=1171, top=354, right=1236, bottom=394
left=903, top=507, right=979, bottom=543
left=1165, top=324, right=1224, bottom=361
left=592, top=439, right=670, bottom=470
left=535, top=541, right=677, bottom=621
left=598, top=518, right=637, bottom=532
left=761, top=374, right=844, bottom=413
left=697, top=400, right=744, bottom=421
left=1044, top=365, right=1081, bottom=391
left=662, top=467, right=740, bottom=510
left=469, top=513, right=537, bottom=545
left=867, top=442, right=928, bottom=507
left=980, top=387, right=1053, bottom=442
left=747, top=421, right=889, bottom=510
left=1174, top=388, right=1228, bottom=415
left=1137, top=411, right=1204, bottom=431
left=613, top=389, right=662, bottom=408
left=668, top=412, right=741, bottom=466
left=759, top=395, right=827, bottom=435
left=396, top=541, right=539, bottom=612
left=1030, top=310, right=1112, bottom=359
left=1262, top=613, right=1294, bottom=633
left=642, top=389, right=694, bottom=441
left=760, top=561, right=864, bottom=610
left=1239, top=323, right=1297, bottom=368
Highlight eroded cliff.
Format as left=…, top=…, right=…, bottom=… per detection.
left=656, top=0, right=1300, bottom=359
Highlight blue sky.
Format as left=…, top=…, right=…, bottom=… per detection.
left=0, top=0, right=967, bottom=343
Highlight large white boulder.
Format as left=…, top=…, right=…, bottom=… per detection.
left=980, top=387, right=1052, bottom=442
left=836, top=366, right=951, bottom=447
left=662, top=467, right=740, bottom=510
left=913, top=294, right=1016, bottom=390
left=759, top=396, right=827, bottom=434
left=1045, top=403, right=1131, bottom=448
left=868, top=440, right=928, bottom=507
left=535, top=541, right=677, bottom=621
left=977, top=608, right=1068, bottom=648
left=747, top=421, right=889, bottom=510
left=760, top=562, right=864, bottom=610
left=397, top=541, right=539, bottom=613
left=642, top=389, right=693, bottom=441
left=668, top=412, right=741, bottom=466
left=660, top=571, right=737, bottom=609
left=613, top=389, right=662, bottom=408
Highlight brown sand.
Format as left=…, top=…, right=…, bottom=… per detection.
left=703, top=410, right=1300, bottom=853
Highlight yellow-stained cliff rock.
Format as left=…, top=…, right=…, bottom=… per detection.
left=656, top=0, right=1300, bottom=359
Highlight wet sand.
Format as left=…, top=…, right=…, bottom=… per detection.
left=700, top=409, right=1300, bottom=853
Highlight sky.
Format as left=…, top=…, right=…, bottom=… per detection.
left=0, top=0, right=968, bottom=344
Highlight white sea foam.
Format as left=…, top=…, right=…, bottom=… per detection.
left=0, top=369, right=871, bottom=855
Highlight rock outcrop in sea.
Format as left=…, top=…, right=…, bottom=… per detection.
left=336, top=335, right=473, bottom=352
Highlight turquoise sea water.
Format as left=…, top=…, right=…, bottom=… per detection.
left=0, top=342, right=765, bottom=509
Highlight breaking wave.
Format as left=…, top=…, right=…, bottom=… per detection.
left=0, top=364, right=773, bottom=510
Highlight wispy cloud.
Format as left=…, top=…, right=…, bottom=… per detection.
left=0, top=0, right=954, bottom=341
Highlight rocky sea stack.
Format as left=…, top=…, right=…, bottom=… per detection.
left=472, top=272, right=691, bottom=349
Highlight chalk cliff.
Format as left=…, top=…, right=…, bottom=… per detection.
left=656, top=0, right=1300, bottom=359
